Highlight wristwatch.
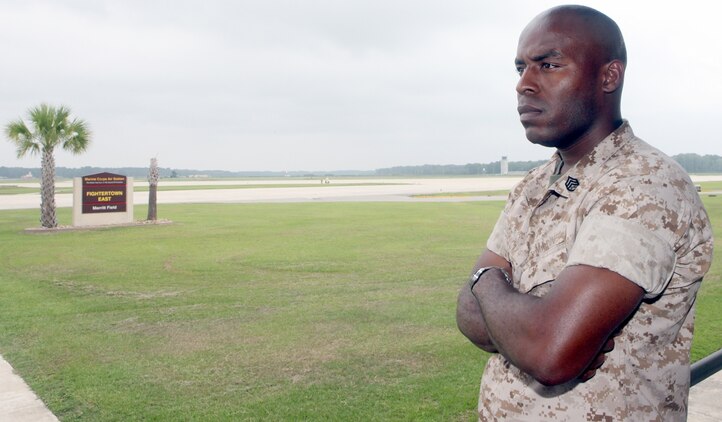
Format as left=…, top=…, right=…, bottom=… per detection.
left=469, top=266, right=511, bottom=291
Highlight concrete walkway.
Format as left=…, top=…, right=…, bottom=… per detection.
left=689, top=370, right=722, bottom=421
left=0, top=356, right=58, bottom=421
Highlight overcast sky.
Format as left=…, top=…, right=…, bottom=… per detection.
left=1, top=0, right=720, bottom=172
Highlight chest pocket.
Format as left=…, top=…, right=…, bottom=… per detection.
left=511, top=222, right=569, bottom=296
left=520, top=232, right=568, bottom=296
left=504, top=189, right=572, bottom=295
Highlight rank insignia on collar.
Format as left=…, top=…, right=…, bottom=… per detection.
left=565, top=176, right=580, bottom=192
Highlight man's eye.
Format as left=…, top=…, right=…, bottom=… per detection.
left=516, top=67, right=525, bottom=76
left=541, top=63, right=559, bottom=70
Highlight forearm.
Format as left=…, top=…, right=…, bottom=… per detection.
left=456, top=283, right=497, bottom=352
left=472, top=275, right=559, bottom=381
left=456, top=250, right=513, bottom=352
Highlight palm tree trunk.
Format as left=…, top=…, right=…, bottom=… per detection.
left=40, top=149, right=57, bottom=228
left=147, top=157, right=159, bottom=221
left=147, top=184, right=157, bottom=221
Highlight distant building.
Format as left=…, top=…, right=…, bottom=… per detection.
left=500, top=156, right=509, bottom=175
left=21, top=171, right=33, bottom=179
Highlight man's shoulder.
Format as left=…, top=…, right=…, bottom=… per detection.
left=581, top=131, right=712, bottom=263
left=601, top=132, right=696, bottom=198
left=618, top=135, right=688, bottom=177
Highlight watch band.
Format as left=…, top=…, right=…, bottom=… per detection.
left=469, top=266, right=511, bottom=291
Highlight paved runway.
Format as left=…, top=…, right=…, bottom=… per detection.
left=0, top=177, right=524, bottom=210
left=3, top=175, right=720, bottom=210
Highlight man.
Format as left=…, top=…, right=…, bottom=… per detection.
left=456, top=5, right=713, bottom=421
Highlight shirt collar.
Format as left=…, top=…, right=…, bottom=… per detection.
left=547, top=120, right=635, bottom=197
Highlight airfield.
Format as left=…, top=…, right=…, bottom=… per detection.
left=2, top=174, right=722, bottom=210
left=0, top=177, right=522, bottom=210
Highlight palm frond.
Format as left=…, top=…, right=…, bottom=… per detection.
left=62, top=118, right=92, bottom=154
left=5, top=118, right=31, bottom=141
left=5, top=118, right=40, bottom=158
left=28, top=104, right=63, bottom=149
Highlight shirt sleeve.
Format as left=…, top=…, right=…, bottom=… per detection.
left=566, top=181, right=683, bottom=299
left=566, top=213, right=676, bottom=298
left=486, top=210, right=509, bottom=261
left=486, top=177, right=529, bottom=261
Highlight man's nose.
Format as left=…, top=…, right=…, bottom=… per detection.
left=516, top=68, right=538, bottom=95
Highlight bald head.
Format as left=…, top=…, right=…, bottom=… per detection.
left=525, top=5, right=626, bottom=66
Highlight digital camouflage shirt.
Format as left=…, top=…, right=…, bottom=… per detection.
left=481, top=122, right=713, bottom=421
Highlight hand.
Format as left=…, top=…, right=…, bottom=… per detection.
left=578, top=338, right=614, bottom=382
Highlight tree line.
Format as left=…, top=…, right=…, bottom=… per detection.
left=2, top=154, right=721, bottom=181
left=671, top=154, right=722, bottom=174
left=375, top=154, right=722, bottom=176
left=375, top=160, right=548, bottom=176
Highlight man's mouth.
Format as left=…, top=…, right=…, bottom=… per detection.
left=517, top=104, right=542, bottom=123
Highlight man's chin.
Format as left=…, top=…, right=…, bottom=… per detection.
left=524, top=128, right=557, bottom=148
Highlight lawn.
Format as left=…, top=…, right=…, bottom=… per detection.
left=697, top=180, right=722, bottom=192
left=0, top=198, right=719, bottom=421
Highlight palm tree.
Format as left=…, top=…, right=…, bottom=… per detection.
left=147, top=157, right=159, bottom=221
left=5, top=104, right=91, bottom=228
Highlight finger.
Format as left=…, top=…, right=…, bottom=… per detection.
left=601, top=338, right=615, bottom=353
left=588, top=354, right=606, bottom=371
left=579, top=369, right=596, bottom=382
left=580, top=356, right=605, bottom=382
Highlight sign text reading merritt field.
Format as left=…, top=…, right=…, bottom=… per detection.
left=82, top=172, right=127, bottom=213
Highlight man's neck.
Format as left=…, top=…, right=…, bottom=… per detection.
left=557, top=119, right=623, bottom=169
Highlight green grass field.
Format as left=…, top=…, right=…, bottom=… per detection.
left=0, top=197, right=719, bottom=421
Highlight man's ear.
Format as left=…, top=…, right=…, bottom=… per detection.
left=602, top=60, right=624, bottom=93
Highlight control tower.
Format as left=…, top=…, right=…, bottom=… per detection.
left=500, top=156, right=509, bottom=175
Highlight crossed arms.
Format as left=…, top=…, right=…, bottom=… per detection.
left=456, top=249, right=643, bottom=386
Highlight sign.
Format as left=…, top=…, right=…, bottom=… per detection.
left=82, top=172, right=127, bottom=213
